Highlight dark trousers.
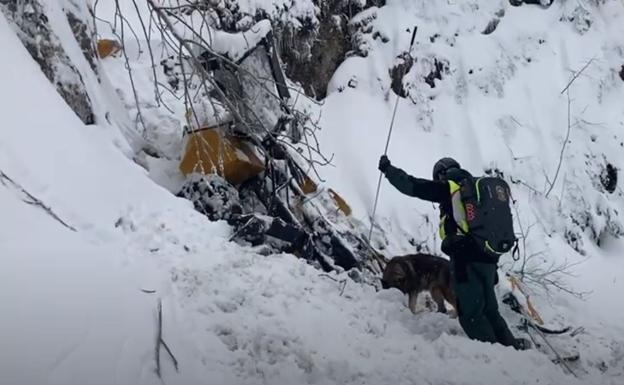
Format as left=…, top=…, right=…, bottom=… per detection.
left=451, top=261, right=516, bottom=346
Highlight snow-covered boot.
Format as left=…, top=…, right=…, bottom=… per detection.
left=513, top=338, right=532, bottom=351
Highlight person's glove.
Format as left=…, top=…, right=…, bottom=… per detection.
left=378, top=155, right=391, bottom=173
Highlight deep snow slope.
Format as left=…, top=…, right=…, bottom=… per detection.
left=319, top=0, right=624, bottom=381
left=1, top=1, right=623, bottom=385
left=321, top=0, right=624, bottom=254
left=0, top=10, right=202, bottom=384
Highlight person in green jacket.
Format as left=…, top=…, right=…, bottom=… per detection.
left=378, top=155, right=529, bottom=350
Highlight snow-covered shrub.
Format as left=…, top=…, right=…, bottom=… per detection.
left=567, top=5, right=593, bottom=35
left=600, top=163, right=618, bottom=194
left=389, top=52, right=413, bottom=97
left=561, top=159, right=624, bottom=254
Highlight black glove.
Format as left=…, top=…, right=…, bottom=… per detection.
left=378, top=155, right=391, bottom=173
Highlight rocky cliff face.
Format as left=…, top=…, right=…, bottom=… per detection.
left=196, top=0, right=384, bottom=99
left=1, top=0, right=97, bottom=125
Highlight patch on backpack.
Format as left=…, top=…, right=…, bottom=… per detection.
left=495, top=185, right=507, bottom=202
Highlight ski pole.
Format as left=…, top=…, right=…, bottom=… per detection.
left=529, top=318, right=578, bottom=377
left=368, top=26, right=418, bottom=241
left=515, top=298, right=578, bottom=377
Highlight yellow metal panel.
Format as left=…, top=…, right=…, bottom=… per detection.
left=179, top=127, right=265, bottom=185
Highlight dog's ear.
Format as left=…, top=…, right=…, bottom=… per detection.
left=391, top=262, right=406, bottom=279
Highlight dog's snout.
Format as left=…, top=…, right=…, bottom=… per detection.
left=380, top=279, right=389, bottom=289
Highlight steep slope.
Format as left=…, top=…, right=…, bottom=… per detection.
left=321, top=0, right=624, bottom=253
left=319, top=0, right=624, bottom=380
left=0, top=10, right=208, bottom=384
left=0, top=11, right=574, bottom=381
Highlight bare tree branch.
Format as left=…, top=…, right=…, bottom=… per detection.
left=543, top=58, right=596, bottom=196
left=130, top=0, right=161, bottom=106
left=545, top=89, right=572, bottom=197
left=114, top=0, right=147, bottom=134
left=560, top=57, right=595, bottom=95
left=515, top=256, right=590, bottom=299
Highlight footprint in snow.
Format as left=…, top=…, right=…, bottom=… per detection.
left=215, top=299, right=239, bottom=313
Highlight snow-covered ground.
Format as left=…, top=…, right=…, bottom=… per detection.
left=318, top=0, right=624, bottom=381
left=1, top=1, right=624, bottom=384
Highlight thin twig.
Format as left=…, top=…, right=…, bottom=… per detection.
left=518, top=256, right=590, bottom=299
left=155, top=299, right=179, bottom=378
left=511, top=200, right=529, bottom=278
left=114, top=0, right=147, bottom=134
left=544, top=58, right=595, bottom=196
left=560, top=58, right=595, bottom=95
left=130, top=0, right=161, bottom=106
left=318, top=273, right=339, bottom=282
left=155, top=299, right=162, bottom=377
left=339, top=279, right=347, bottom=296
left=545, top=89, right=572, bottom=198
left=319, top=274, right=348, bottom=296
left=511, top=177, right=542, bottom=196
left=161, top=340, right=179, bottom=372
left=0, top=170, right=77, bottom=232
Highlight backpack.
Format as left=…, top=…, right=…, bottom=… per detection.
left=447, top=172, right=518, bottom=261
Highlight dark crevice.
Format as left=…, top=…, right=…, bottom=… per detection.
left=424, top=59, right=447, bottom=88
left=482, top=18, right=500, bottom=35
left=510, top=0, right=554, bottom=7
left=601, top=163, right=618, bottom=193
left=389, top=52, right=414, bottom=97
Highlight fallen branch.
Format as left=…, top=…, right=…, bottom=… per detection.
left=155, top=299, right=179, bottom=378
left=318, top=273, right=339, bottom=282
left=560, top=58, right=595, bottom=95
left=155, top=299, right=162, bottom=377
left=319, top=273, right=348, bottom=296
left=340, top=279, right=347, bottom=296
left=0, top=170, right=76, bottom=232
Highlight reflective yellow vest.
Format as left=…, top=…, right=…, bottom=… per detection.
left=439, top=180, right=469, bottom=240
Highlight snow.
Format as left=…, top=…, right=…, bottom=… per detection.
left=321, top=0, right=624, bottom=253
left=116, top=206, right=586, bottom=385
left=0, top=188, right=153, bottom=385
left=209, top=20, right=273, bottom=61
left=318, top=0, right=624, bottom=380
left=0, top=10, right=185, bottom=384
left=1, top=0, right=624, bottom=385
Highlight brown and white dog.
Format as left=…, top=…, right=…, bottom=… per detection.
left=381, top=254, right=457, bottom=316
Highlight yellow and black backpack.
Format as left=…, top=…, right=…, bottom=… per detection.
left=445, top=170, right=519, bottom=261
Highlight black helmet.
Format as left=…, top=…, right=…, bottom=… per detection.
left=432, top=157, right=460, bottom=180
